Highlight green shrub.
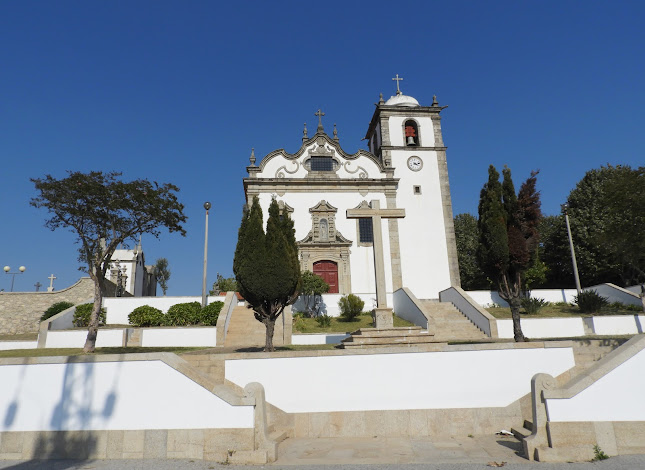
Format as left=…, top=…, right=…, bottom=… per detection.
left=592, top=444, right=609, bottom=461
left=338, top=294, right=364, bottom=321
left=521, top=297, right=549, bottom=314
left=128, top=305, right=165, bottom=327
left=41, top=301, right=74, bottom=322
left=199, top=301, right=224, bottom=326
left=165, top=302, right=202, bottom=326
left=315, top=314, right=332, bottom=327
left=574, top=290, right=609, bottom=313
left=609, top=301, right=641, bottom=312
left=73, top=303, right=106, bottom=327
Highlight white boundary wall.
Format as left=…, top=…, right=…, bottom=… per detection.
left=547, top=347, right=645, bottom=422
left=103, top=296, right=224, bottom=325
left=140, top=327, right=217, bottom=347
left=497, top=318, right=586, bottom=339
left=467, top=289, right=577, bottom=307
left=45, top=329, right=125, bottom=348
left=0, top=341, right=38, bottom=351
left=292, top=333, right=350, bottom=345
left=0, top=360, right=253, bottom=432
left=226, top=347, right=575, bottom=413
left=591, top=315, right=645, bottom=335
left=393, top=288, right=428, bottom=328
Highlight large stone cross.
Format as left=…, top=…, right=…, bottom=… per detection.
left=347, top=200, right=405, bottom=328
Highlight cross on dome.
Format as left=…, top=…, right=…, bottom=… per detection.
left=392, top=74, right=403, bottom=95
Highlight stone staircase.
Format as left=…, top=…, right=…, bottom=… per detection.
left=340, top=326, right=435, bottom=349
left=420, top=300, right=488, bottom=341
left=223, top=305, right=285, bottom=349
left=510, top=338, right=627, bottom=450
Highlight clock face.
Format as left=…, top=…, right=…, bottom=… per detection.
left=407, top=156, right=423, bottom=171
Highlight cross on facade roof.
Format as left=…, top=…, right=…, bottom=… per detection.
left=347, top=200, right=406, bottom=328
left=315, top=109, right=325, bottom=132
left=392, top=74, right=403, bottom=95
left=47, top=273, right=56, bottom=292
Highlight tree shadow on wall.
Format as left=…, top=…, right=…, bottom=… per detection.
left=1, top=356, right=121, bottom=469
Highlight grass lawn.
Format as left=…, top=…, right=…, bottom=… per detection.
left=0, top=333, right=38, bottom=341
left=0, top=346, right=206, bottom=359
left=293, top=312, right=415, bottom=334
left=487, top=303, right=642, bottom=319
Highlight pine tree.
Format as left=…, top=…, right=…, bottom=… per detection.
left=233, top=197, right=300, bottom=351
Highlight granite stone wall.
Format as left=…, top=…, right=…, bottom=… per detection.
left=0, top=277, right=127, bottom=335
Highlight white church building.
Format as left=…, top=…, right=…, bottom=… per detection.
left=244, top=82, right=460, bottom=307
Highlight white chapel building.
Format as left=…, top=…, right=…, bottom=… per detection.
left=244, top=83, right=460, bottom=307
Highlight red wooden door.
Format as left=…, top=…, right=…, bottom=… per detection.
left=313, top=260, right=339, bottom=294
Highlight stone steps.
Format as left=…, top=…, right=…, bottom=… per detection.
left=510, top=339, right=626, bottom=457
left=420, top=300, right=487, bottom=341
left=224, top=305, right=284, bottom=348
left=511, top=419, right=533, bottom=440
left=340, top=326, right=436, bottom=349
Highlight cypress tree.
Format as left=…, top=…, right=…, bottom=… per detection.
left=478, top=165, right=542, bottom=341
left=233, top=196, right=300, bottom=351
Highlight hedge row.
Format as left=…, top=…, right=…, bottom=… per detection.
left=128, top=301, right=223, bottom=327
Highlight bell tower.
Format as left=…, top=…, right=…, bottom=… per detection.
left=364, top=77, right=460, bottom=299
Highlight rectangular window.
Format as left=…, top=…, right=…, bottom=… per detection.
left=413, top=185, right=422, bottom=195
left=359, top=218, right=373, bottom=243
left=310, top=157, right=334, bottom=171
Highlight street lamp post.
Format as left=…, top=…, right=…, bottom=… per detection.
left=3, top=266, right=26, bottom=292
left=202, top=202, right=211, bottom=308
left=561, top=203, right=582, bottom=295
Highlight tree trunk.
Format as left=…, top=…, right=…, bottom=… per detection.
left=499, top=274, right=526, bottom=342
left=84, top=276, right=104, bottom=353
left=508, top=296, right=526, bottom=342
left=640, top=284, right=645, bottom=313
left=264, top=318, right=275, bottom=352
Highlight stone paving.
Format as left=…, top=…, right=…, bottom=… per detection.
left=275, top=435, right=527, bottom=465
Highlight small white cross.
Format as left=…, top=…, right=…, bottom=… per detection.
left=47, top=274, right=56, bottom=292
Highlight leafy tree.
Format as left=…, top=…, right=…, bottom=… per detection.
left=477, top=165, right=542, bottom=341
left=541, top=165, right=645, bottom=292
left=31, top=171, right=186, bottom=352
left=299, top=270, right=330, bottom=317
left=209, top=273, right=237, bottom=295
left=454, top=213, right=490, bottom=289
left=233, top=197, right=300, bottom=351
left=155, top=258, right=171, bottom=295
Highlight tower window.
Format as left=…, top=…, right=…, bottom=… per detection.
left=413, top=185, right=422, bottom=195
left=404, top=120, right=419, bottom=146
left=358, top=218, right=374, bottom=243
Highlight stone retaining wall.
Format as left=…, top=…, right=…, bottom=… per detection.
left=0, top=278, right=126, bottom=335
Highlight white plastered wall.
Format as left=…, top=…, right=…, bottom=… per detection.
left=0, top=360, right=253, bottom=432
left=226, top=347, right=575, bottom=413
left=392, top=147, right=451, bottom=299
left=547, top=347, right=645, bottom=422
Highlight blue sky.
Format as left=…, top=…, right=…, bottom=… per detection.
left=1, top=1, right=643, bottom=295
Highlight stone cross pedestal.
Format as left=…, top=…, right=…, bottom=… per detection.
left=346, top=200, right=405, bottom=328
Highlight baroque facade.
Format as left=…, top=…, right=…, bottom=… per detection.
left=243, top=85, right=460, bottom=301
